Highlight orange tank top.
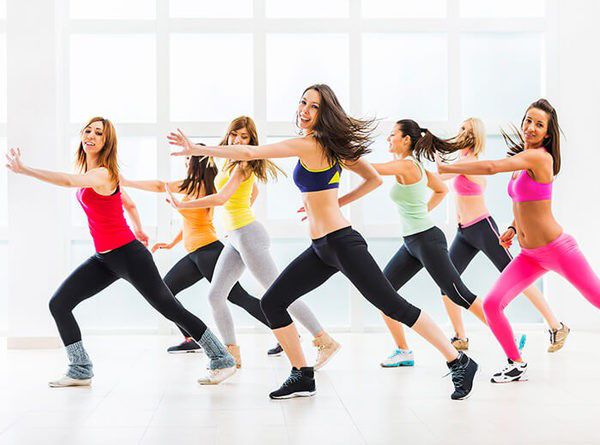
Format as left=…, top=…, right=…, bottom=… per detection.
left=177, top=196, right=218, bottom=252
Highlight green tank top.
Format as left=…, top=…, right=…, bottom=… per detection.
left=389, top=157, right=434, bottom=237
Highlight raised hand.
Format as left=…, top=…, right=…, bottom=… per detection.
left=5, top=148, right=26, bottom=174
left=167, top=128, right=194, bottom=157
left=164, top=183, right=182, bottom=209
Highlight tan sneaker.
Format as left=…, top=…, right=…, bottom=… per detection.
left=548, top=322, right=570, bottom=352
left=227, top=344, right=242, bottom=368
left=451, top=337, right=469, bottom=351
left=197, top=366, right=236, bottom=385
left=48, top=376, right=91, bottom=388
left=313, top=333, right=341, bottom=370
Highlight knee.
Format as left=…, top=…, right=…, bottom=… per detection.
left=260, top=291, right=286, bottom=319
left=48, top=293, right=68, bottom=318
left=483, top=295, right=502, bottom=318
left=208, top=288, right=227, bottom=309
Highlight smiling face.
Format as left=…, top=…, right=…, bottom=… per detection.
left=521, top=107, right=550, bottom=148
left=227, top=126, right=251, bottom=146
left=80, top=120, right=105, bottom=156
left=387, top=124, right=411, bottom=156
left=297, top=88, right=321, bottom=132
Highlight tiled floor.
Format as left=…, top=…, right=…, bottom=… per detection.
left=0, top=330, right=597, bottom=445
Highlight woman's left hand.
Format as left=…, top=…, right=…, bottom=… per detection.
left=134, top=229, right=150, bottom=247
left=5, top=148, right=26, bottom=174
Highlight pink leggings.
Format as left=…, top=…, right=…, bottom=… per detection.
left=483, top=233, right=600, bottom=361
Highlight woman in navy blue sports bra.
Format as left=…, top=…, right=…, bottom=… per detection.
left=168, top=84, right=478, bottom=401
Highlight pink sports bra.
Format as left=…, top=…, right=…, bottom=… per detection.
left=453, top=175, right=483, bottom=196
left=507, top=170, right=553, bottom=203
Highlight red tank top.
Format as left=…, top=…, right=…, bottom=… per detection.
left=76, top=186, right=136, bottom=252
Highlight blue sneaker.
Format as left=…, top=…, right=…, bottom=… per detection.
left=515, top=333, right=527, bottom=351
left=380, top=348, right=414, bottom=367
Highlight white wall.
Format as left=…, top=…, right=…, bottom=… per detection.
left=549, top=0, right=600, bottom=329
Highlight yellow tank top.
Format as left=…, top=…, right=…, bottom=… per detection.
left=177, top=196, right=218, bottom=252
left=214, top=163, right=256, bottom=231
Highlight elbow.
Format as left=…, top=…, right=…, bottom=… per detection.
left=214, top=195, right=228, bottom=206
left=486, top=164, right=498, bottom=175
left=242, top=147, right=256, bottom=160
left=371, top=174, right=384, bottom=189
left=122, top=200, right=136, bottom=212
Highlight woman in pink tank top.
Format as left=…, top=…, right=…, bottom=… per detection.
left=5, top=117, right=236, bottom=387
left=439, top=118, right=567, bottom=353
left=436, top=99, right=600, bottom=383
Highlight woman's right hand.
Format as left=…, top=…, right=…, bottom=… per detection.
left=499, top=228, right=515, bottom=249
left=5, top=148, right=26, bottom=174
left=167, top=128, right=195, bottom=157
left=151, top=242, right=172, bottom=253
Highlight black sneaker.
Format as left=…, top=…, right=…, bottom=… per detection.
left=491, top=359, right=528, bottom=383
left=167, top=337, right=202, bottom=354
left=269, top=367, right=316, bottom=399
left=446, top=352, right=478, bottom=400
left=267, top=343, right=284, bottom=357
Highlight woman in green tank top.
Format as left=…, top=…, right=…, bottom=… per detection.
left=372, top=119, right=514, bottom=368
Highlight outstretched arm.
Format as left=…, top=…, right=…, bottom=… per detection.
left=168, top=129, right=304, bottom=160
left=121, top=190, right=149, bottom=246
left=164, top=165, right=246, bottom=209
left=371, top=159, right=414, bottom=177
left=120, top=175, right=183, bottom=194
left=338, top=159, right=383, bottom=207
left=436, top=149, right=550, bottom=176
left=6, top=147, right=111, bottom=189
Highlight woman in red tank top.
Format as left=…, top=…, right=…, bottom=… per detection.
left=5, top=116, right=236, bottom=387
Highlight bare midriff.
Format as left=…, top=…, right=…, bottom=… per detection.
left=302, top=188, right=351, bottom=239
left=455, top=194, right=490, bottom=226
left=513, top=200, right=563, bottom=249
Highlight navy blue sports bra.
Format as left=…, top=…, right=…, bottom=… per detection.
left=293, top=159, right=342, bottom=193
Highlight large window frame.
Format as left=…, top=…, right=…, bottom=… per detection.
left=55, top=0, right=558, bottom=332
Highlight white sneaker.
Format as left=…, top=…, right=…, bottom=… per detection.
left=380, top=348, right=414, bottom=368
left=197, top=366, right=236, bottom=385
left=490, top=360, right=528, bottom=383
left=48, top=375, right=92, bottom=388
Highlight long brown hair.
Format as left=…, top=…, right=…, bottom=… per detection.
left=178, top=144, right=218, bottom=198
left=502, top=99, right=562, bottom=175
left=75, top=116, right=119, bottom=185
left=299, top=84, right=376, bottom=165
left=395, top=119, right=474, bottom=161
left=219, top=116, right=283, bottom=182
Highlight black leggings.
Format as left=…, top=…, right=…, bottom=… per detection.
left=449, top=216, right=512, bottom=276
left=164, top=240, right=269, bottom=337
left=383, top=226, right=477, bottom=309
left=49, top=240, right=209, bottom=346
left=261, top=227, right=421, bottom=329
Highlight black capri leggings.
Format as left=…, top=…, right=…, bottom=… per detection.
left=449, top=216, right=512, bottom=276
left=49, top=240, right=209, bottom=346
left=260, top=227, right=422, bottom=329
left=163, top=240, right=269, bottom=337
left=383, top=226, right=477, bottom=309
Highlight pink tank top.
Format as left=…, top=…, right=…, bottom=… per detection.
left=507, top=170, right=553, bottom=202
left=453, top=175, right=483, bottom=196
left=76, top=186, right=136, bottom=252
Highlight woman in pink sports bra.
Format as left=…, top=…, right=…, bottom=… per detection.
left=437, top=99, right=600, bottom=383
left=5, top=117, right=236, bottom=387
left=439, top=117, right=568, bottom=353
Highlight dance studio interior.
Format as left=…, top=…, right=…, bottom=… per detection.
left=1, top=1, right=599, bottom=444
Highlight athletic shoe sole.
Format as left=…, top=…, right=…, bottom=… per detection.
left=267, top=351, right=283, bottom=357
left=314, top=343, right=342, bottom=371
left=380, top=360, right=415, bottom=368
left=48, top=379, right=92, bottom=388
left=270, top=390, right=316, bottom=400
left=490, top=375, right=528, bottom=384
left=167, top=349, right=202, bottom=354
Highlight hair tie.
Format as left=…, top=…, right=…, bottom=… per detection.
left=420, top=128, right=428, bottom=134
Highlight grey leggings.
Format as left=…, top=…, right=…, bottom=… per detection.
left=208, top=220, right=323, bottom=344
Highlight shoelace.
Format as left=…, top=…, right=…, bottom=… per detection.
left=282, top=371, right=302, bottom=388
left=443, top=360, right=467, bottom=388
left=549, top=329, right=557, bottom=344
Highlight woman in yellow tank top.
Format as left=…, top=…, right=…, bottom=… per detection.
left=166, top=116, right=340, bottom=369
left=121, top=151, right=274, bottom=362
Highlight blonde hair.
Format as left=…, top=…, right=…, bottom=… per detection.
left=463, top=117, right=486, bottom=157
left=75, top=116, right=119, bottom=185
left=219, top=116, right=284, bottom=182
